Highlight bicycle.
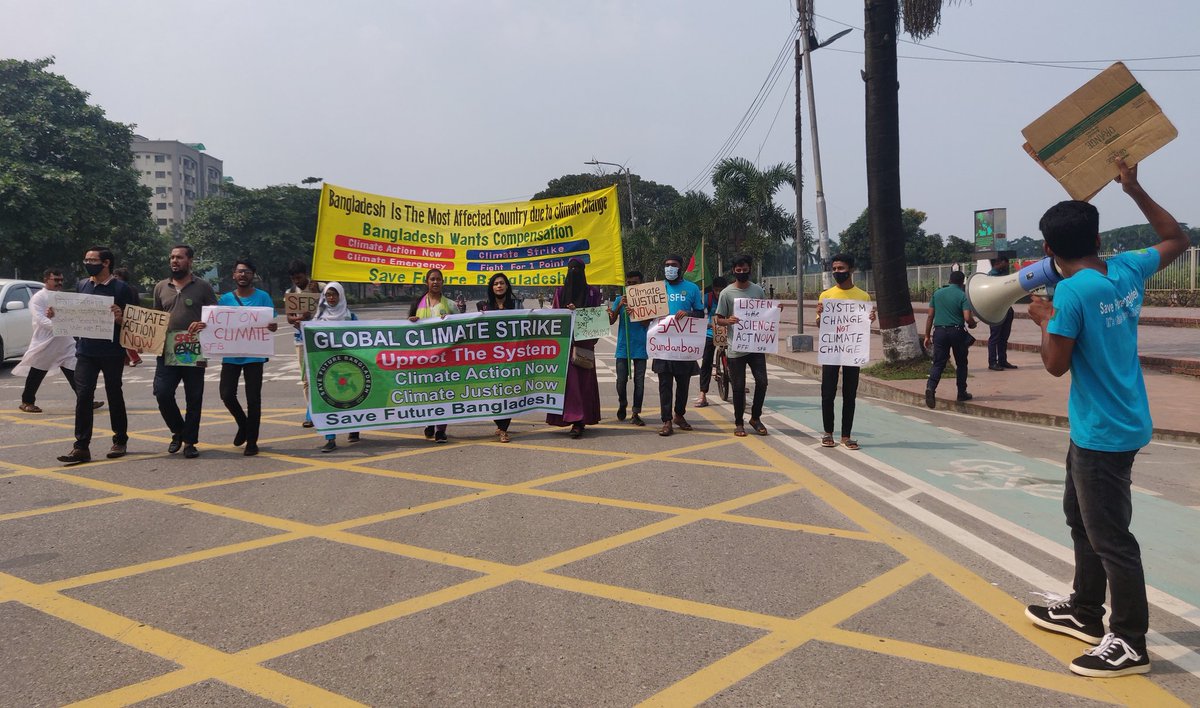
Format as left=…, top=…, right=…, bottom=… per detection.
left=713, top=326, right=731, bottom=402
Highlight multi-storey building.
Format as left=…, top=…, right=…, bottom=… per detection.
left=130, top=135, right=224, bottom=231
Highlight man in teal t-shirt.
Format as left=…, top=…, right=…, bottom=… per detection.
left=1024, top=160, right=1190, bottom=679
left=922, top=270, right=977, bottom=408
left=608, top=270, right=649, bottom=426
left=652, top=253, right=705, bottom=436
left=214, top=259, right=277, bottom=456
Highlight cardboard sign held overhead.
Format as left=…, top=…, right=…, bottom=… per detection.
left=1021, top=62, right=1177, bottom=201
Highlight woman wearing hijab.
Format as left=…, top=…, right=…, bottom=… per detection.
left=314, top=282, right=360, bottom=452
left=408, top=268, right=459, bottom=443
left=546, top=258, right=602, bottom=438
left=482, top=273, right=520, bottom=442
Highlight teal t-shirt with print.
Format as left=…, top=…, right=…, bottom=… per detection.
left=1047, top=249, right=1159, bottom=452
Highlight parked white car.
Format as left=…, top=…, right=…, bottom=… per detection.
left=0, top=279, right=46, bottom=361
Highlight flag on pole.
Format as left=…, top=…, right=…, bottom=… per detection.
left=683, top=240, right=711, bottom=288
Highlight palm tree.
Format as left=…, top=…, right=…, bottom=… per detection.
left=863, top=0, right=953, bottom=361
left=711, top=157, right=796, bottom=273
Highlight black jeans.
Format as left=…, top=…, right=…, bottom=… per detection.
left=73, top=354, right=127, bottom=450
left=988, top=308, right=1014, bottom=366
left=928, top=326, right=971, bottom=395
left=1064, top=442, right=1147, bottom=648
left=22, top=366, right=77, bottom=404
left=697, top=337, right=715, bottom=393
left=615, top=358, right=646, bottom=413
left=657, top=371, right=693, bottom=422
left=220, top=362, right=264, bottom=446
left=820, top=364, right=860, bottom=437
left=154, top=358, right=206, bottom=445
left=729, top=353, right=767, bottom=425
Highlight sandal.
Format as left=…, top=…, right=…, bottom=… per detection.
left=694, top=398, right=709, bottom=408
left=658, top=422, right=673, bottom=437
left=19, top=403, right=42, bottom=413
left=748, top=419, right=768, bottom=436
left=820, top=434, right=837, bottom=448
left=734, top=426, right=747, bottom=437
left=673, top=416, right=693, bottom=432
left=569, top=425, right=584, bottom=439
left=498, top=430, right=511, bottom=443
left=842, top=438, right=861, bottom=450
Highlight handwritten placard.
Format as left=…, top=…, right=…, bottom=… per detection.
left=817, top=300, right=872, bottom=366
left=285, top=292, right=320, bottom=316
left=730, top=298, right=781, bottom=354
left=646, top=314, right=706, bottom=361
left=51, top=292, right=115, bottom=340
left=165, top=330, right=206, bottom=367
left=199, top=306, right=275, bottom=358
left=713, top=323, right=728, bottom=348
left=623, top=281, right=669, bottom=322
left=120, top=305, right=169, bottom=354
left=571, top=306, right=610, bottom=341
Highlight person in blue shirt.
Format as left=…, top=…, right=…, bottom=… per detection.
left=694, top=276, right=727, bottom=408
left=608, top=270, right=649, bottom=427
left=652, top=254, right=705, bottom=436
left=215, top=259, right=277, bottom=456
left=1025, top=160, right=1189, bottom=679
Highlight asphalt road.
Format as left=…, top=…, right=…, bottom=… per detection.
left=1, top=301, right=1197, bottom=706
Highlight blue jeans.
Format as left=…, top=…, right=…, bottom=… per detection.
left=1065, top=442, right=1147, bottom=648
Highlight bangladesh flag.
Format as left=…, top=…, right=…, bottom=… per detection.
left=683, top=241, right=711, bottom=287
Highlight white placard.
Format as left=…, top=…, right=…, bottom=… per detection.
left=646, top=314, right=706, bottom=361
left=198, top=306, right=275, bottom=358
left=730, top=298, right=781, bottom=354
left=51, top=291, right=115, bottom=340
left=817, top=300, right=872, bottom=366
left=571, top=306, right=611, bottom=341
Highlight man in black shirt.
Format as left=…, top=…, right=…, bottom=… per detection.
left=53, top=247, right=136, bottom=465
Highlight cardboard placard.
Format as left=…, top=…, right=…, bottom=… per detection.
left=198, top=306, right=275, bottom=358
left=623, top=281, right=669, bottom=321
left=120, top=305, right=169, bottom=354
left=712, top=323, right=728, bottom=348
left=285, top=292, right=320, bottom=316
left=817, top=300, right=872, bottom=367
left=571, top=306, right=611, bottom=341
left=729, top=298, right=781, bottom=354
left=1021, top=62, right=1177, bottom=201
left=51, top=292, right=115, bottom=340
left=165, top=330, right=206, bottom=367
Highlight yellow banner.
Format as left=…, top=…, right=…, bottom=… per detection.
left=312, top=184, right=624, bottom=287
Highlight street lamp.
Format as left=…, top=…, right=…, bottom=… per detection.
left=584, top=159, right=636, bottom=230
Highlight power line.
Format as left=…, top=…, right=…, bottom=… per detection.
left=756, top=70, right=795, bottom=166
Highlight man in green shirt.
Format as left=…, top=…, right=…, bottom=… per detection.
left=923, top=270, right=978, bottom=409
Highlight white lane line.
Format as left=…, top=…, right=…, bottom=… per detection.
left=981, top=440, right=1020, bottom=452
left=875, top=406, right=896, bottom=414
left=903, top=415, right=928, bottom=424
left=1131, top=485, right=1163, bottom=497
left=763, top=410, right=1200, bottom=677
left=1036, top=457, right=1065, bottom=469
left=937, top=426, right=964, bottom=435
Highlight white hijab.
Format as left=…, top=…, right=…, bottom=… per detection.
left=316, top=282, right=350, bottom=321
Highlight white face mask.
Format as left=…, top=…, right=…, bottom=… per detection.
left=663, top=266, right=680, bottom=281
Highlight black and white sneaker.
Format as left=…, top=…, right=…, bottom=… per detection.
left=1025, top=601, right=1104, bottom=645
left=1069, top=633, right=1150, bottom=678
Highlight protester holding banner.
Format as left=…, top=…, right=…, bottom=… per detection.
left=408, top=268, right=459, bottom=443
left=15, top=269, right=103, bottom=414
left=715, top=256, right=770, bottom=437
left=52, top=247, right=135, bottom=465
left=694, top=277, right=727, bottom=409
left=152, top=244, right=218, bottom=459
left=311, top=282, right=362, bottom=452
left=483, top=272, right=520, bottom=443
left=816, top=254, right=875, bottom=449
left=286, top=260, right=323, bottom=428
left=653, top=254, right=706, bottom=437
left=608, top=270, right=648, bottom=427
left=546, top=258, right=602, bottom=439
left=215, top=259, right=277, bottom=456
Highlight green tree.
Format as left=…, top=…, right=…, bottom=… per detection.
left=942, top=234, right=975, bottom=263
left=0, top=57, right=157, bottom=279
left=836, top=207, right=935, bottom=268
left=1008, top=235, right=1045, bottom=259
left=534, top=172, right=680, bottom=232
left=710, top=157, right=795, bottom=269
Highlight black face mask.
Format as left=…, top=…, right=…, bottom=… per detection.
left=832, top=271, right=851, bottom=284
left=84, top=263, right=104, bottom=277
left=733, top=271, right=750, bottom=282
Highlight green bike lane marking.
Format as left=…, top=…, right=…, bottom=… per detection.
left=764, top=396, right=1200, bottom=612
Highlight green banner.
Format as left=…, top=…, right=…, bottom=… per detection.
left=303, top=310, right=572, bottom=433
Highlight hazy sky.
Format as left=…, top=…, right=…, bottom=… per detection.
left=3, top=0, right=1197, bottom=248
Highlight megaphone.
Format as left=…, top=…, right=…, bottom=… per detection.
left=966, top=257, right=1062, bottom=326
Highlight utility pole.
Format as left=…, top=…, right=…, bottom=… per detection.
left=789, top=0, right=812, bottom=351
left=584, top=159, right=636, bottom=230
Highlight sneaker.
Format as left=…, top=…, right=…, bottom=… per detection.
left=56, top=448, right=91, bottom=465
left=106, top=444, right=127, bottom=459
left=1069, top=634, right=1150, bottom=678
left=424, top=425, right=435, bottom=440
left=925, top=388, right=936, bottom=409
left=630, top=413, right=645, bottom=427
left=1025, top=602, right=1105, bottom=645
left=434, top=430, right=447, bottom=444
left=348, top=432, right=360, bottom=442
left=957, top=392, right=973, bottom=402
left=320, top=439, right=336, bottom=453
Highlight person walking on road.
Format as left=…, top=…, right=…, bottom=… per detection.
left=609, top=270, right=649, bottom=427
left=215, top=259, right=277, bottom=456
left=987, top=256, right=1017, bottom=371
left=694, top=276, right=727, bottom=408
left=483, top=272, right=520, bottom=442
left=15, top=268, right=103, bottom=413
left=152, top=244, right=218, bottom=459
left=546, top=258, right=602, bottom=439
left=815, top=254, right=875, bottom=448
left=286, top=260, right=322, bottom=428
left=923, top=270, right=977, bottom=409
left=53, top=247, right=136, bottom=465
left=314, top=282, right=360, bottom=452
left=1024, top=161, right=1189, bottom=678
left=714, top=256, right=773, bottom=437
left=653, top=253, right=705, bottom=436
left=408, top=268, right=459, bottom=443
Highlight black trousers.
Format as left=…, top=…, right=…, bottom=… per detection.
left=729, top=353, right=767, bottom=425
left=988, top=307, right=1014, bottom=366
left=220, top=362, right=264, bottom=446
left=1065, top=442, right=1147, bottom=648
left=73, top=354, right=127, bottom=450
left=615, top=357, right=646, bottom=413
left=22, top=365, right=77, bottom=404
left=154, top=358, right=206, bottom=445
left=697, top=337, right=715, bottom=393
left=928, top=326, right=970, bottom=395
left=821, top=364, right=860, bottom=437
left=657, top=370, right=693, bottom=422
